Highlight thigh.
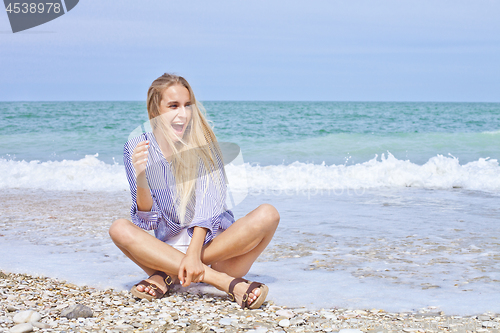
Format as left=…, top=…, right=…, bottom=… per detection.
left=202, top=205, right=279, bottom=277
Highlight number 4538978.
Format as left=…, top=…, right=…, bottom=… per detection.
left=5, top=2, right=61, bottom=14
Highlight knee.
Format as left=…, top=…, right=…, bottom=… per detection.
left=255, top=204, right=280, bottom=229
left=109, top=219, right=135, bottom=246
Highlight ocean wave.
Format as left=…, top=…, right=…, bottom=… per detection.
left=238, top=153, right=500, bottom=193
left=1, top=153, right=499, bottom=192
left=483, top=130, right=500, bottom=135
left=0, top=154, right=127, bottom=191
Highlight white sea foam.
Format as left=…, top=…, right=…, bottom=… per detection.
left=0, top=154, right=127, bottom=191
left=1, top=153, right=499, bottom=192
left=483, top=129, right=500, bottom=135
left=236, top=153, right=500, bottom=193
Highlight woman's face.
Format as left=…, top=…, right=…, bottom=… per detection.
left=158, top=84, right=193, bottom=142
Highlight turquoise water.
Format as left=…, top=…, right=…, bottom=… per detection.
left=1, top=101, right=500, bottom=313
left=1, top=101, right=499, bottom=165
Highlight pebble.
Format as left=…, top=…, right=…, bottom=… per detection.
left=342, top=312, right=359, bottom=319
left=32, top=322, right=51, bottom=329
left=276, top=309, right=295, bottom=318
left=321, top=311, right=338, bottom=320
left=290, top=317, right=305, bottom=326
left=114, top=324, right=134, bottom=330
left=13, top=310, right=41, bottom=324
left=60, top=304, right=93, bottom=319
left=355, top=309, right=368, bottom=315
left=0, top=271, right=496, bottom=333
left=248, top=328, right=268, bottom=333
left=9, top=323, right=33, bottom=333
left=278, top=318, right=290, bottom=327
left=482, top=321, right=497, bottom=328
left=219, top=317, right=236, bottom=325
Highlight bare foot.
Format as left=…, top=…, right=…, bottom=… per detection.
left=136, top=273, right=177, bottom=298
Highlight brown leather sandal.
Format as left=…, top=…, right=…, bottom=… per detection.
left=227, top=278, right=269, bottom=309
left=130, top=271, right=174, bottom=301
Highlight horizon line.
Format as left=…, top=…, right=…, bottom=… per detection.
left=1, top=100, right=499, bottom=104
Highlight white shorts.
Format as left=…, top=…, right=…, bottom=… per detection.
left=165, top=228, right=222, bottom=254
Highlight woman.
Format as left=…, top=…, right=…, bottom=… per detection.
left=109, top=73, right=280, bottom=309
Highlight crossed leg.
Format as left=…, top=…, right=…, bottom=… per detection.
left=109, top=204, right=280, bottom=307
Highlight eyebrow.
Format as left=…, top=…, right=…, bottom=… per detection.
left=166, top=100, right=191, bottom=104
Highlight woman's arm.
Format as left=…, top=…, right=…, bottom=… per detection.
left=124, top=138, right=161, bottom=230
left=178, top=155, right=228, bottom=287
left=186, top=156, right=228, bottom=244
left=178, top=226, right=207, bottom=287
left=133, top=140, right=153, bottom=211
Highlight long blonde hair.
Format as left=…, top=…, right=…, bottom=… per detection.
left=147, top=73, right=225, bottom=226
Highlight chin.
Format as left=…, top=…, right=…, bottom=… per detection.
left=171, top=134, right=185, bottom=143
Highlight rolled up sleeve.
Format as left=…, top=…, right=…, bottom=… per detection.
left=130, top=200, right=161, bottom=230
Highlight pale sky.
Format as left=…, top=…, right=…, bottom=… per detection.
left=1, top=0, right=499, bottom=102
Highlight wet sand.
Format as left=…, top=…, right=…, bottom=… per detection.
left=1, top=189, right=500, bottom=330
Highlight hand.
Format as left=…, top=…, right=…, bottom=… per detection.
left=178, top=253, right=205, bottom=287
left=132, top=140, right=149, bottom=178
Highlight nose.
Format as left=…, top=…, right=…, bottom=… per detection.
left=177, top=106, right=188, bottom=118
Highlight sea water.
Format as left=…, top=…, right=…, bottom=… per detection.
left=0, top=101, right=499, bottom=314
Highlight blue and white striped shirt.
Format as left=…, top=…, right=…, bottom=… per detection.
left=124, top=132, right=235, bottom=245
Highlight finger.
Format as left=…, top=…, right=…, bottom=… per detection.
left=133, top=159, right=148, bottom=173
left=178, top=267, right=185, bottom=286
left=184, top=272, right=192, bottom=287
left=193, top=270, right=203, bottom=283
left=133, top=141, right=150, bottom=154
left=133, top=149, right=149, bottom=161
left=135, top=149, right=149, bottom=157
left=138, top=140, right=149, bottom=148
left=137, top=156, right=148, bottom=165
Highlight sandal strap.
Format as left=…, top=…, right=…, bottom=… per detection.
left=227, top=278, right=248, bottom=307
left=135, top=279, right=166, bottom=299
left=134, top=271, right=174, bottom=299
left=245, top=282, right=262, bottom=297
left=150, top=271, right=174, bottom=287
left=242, top=282, right=262, bottom=309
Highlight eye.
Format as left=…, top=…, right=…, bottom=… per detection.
left=185, top=104, right=192, bottom=109
left=169, top=104, right=178, bottom=109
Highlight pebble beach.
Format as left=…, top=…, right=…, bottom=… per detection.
left=2, top=271, right=500, bottom=333
left=2, top=102, right=500, bottom=331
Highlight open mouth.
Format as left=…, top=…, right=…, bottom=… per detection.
left=171, top=122, right=184, bottom=134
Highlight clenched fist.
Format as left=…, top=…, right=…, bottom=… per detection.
left=132, top=140, right=149, bottom=180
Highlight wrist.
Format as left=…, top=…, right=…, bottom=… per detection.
left=136, top=173, right=148, bottom=188
left=186, top=247, right=202, bottom=257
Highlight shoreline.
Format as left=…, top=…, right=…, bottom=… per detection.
left=1, top=271, right=499, bottom=333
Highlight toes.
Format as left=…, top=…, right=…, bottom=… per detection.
left=137, top=285, right=156, bottom=297
left=246, top=288, right=260, bottom=305
left=143, top=285, right=156, bottom=296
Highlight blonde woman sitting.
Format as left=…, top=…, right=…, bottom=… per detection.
left=109, top=73, right=280, bottom=309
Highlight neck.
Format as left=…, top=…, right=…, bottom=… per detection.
left=154, top=130, right=175, bottom=162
